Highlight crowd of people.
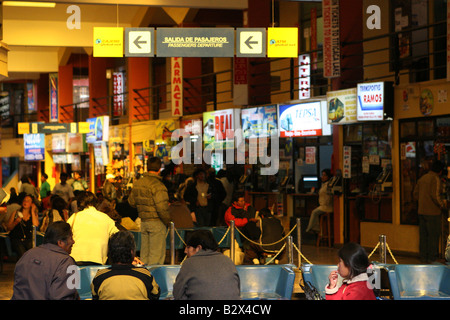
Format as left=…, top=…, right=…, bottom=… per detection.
left=2, top=159, right=449, bottom=301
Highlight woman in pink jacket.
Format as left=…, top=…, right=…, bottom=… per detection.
left=325, top=242, right=376, bottom=300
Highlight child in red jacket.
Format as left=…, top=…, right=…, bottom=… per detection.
left=325, top=242, right=376, bottom=300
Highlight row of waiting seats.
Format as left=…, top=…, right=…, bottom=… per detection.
left=77, top=264, right=296, bottom=300
left=301, top=263, right=450, bottom=300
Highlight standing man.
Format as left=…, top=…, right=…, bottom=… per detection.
left=128, top=157, right=171, bottom=265
left=52, top=172, right=74, bottom=204
left=11, top=221, right=79, bottom=300
left=413, top=160, right=447, bottom=263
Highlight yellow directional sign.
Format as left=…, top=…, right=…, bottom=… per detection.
left=93, top=27, right=124, bottom=57
left=267, top=27, right=298, bottom=58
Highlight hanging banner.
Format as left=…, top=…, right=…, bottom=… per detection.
left=299, top=54, right=311, bottom=100
left=322, top=0, right=341, bottom=78
left=113, top=72, right=124, bottom=117
left=49, top=73, right=59, bottom=123
left=171, top=57, right=183, bottom=117
left=343, top=146, right=351, bottom=178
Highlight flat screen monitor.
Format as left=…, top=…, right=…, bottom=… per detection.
left=299, top=175, right=319, bottom=192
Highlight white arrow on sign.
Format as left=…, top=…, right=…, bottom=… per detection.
left=240, top=31, right=263, bottom=54
left=129, top=31, right=151, bottom=54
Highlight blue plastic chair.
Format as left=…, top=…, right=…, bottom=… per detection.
left=388, top=264, right=450, bottom=300
left=148, top=264, right=295, bottom=300
left=237, top=264, right=296, bottom=300
left=301, top=264, right=336, bottom=299
left=78, top=265, right=109, bottom=300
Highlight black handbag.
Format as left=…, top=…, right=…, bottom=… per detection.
left=299, top=280, right=324, bottom=300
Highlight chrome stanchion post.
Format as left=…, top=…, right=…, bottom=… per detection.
left=379, top=234, right=387, bottom=264
left=287, top=235, right=294, bottom=265
left=230, top=220, right=235, bottom=264
left=32, top=226, right=36, bottom=248
left=296, top=218, right=301, bottom=267
left=170, top=222, right=175, bottom=265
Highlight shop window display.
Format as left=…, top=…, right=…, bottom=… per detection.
left=399, top=116, right=450, bottom=225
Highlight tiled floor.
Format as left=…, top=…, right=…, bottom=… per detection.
left=0, top=243, right=423, bottom=300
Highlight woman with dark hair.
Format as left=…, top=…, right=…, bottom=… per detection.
left=325, top=242, right=376, bottom=300
left=173, top=229, right=241, bottom=300
left=6, top=194, right=40, bottom=258
left=40, top=195, right=68, bottom=233
left=67, top=191, right=119, bottom=265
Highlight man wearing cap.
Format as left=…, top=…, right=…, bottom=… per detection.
left=102, top=173, right=117, bottom=203
left=128, top=157, right=171, bottom=265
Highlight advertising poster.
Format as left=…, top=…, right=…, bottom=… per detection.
left=278, top=101, right=323, bottom=138
left=86, top=116, right=110, bottom=144
left=93, top=27, right=124, bottom=57
left=267, top=27, right=298, bottom=58
left=327, top=88, right=357, bottom=124
left=357, top=82, right=385, bottom=121
left=52, top=133, right=66, bottom=153
left=24, top=133, right=45, bottom=161
left=241, top=105, right=277, bottom=139
left=203, top=108, right=239, bottom=149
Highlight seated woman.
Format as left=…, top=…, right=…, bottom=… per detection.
left=173, top=229, right=241, bottom=300
left=325, top=242, right=376, bottom=300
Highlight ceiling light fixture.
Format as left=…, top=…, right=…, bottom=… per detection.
left=3, top=1, right=56, bottom=8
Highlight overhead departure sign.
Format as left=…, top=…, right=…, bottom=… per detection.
left=156, top=28, right=234, bottom=57
left=125, top=28, right=154, bottom=57
left=236, top=28, right=266, bottom=57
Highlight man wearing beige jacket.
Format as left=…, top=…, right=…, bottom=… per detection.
left=413, top=160, right=447, bottom=263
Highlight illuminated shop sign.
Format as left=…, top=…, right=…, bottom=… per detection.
left=278, top=101, right=330, bottom=138
left=327, top=88, right=358, bottom=125
left=357, top=81, right=393, bottom=121
left=203, top=108, right=240, bottom=149
left=241, top=105, right=278, bottom=139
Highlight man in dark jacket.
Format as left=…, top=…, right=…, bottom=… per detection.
left=128, top=157, right=171, bottom=265
left=12, top=221, right=79, bottom=300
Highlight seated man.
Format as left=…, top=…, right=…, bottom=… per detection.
left=244, top=208, right=285, bottom=264
left=173, top=229, right=241, bottom=300
left=91, top=230, right=160, bottom=300
left=224, top=193, right=260, bottom=244
left=12, top=221, right=79, bottom=300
